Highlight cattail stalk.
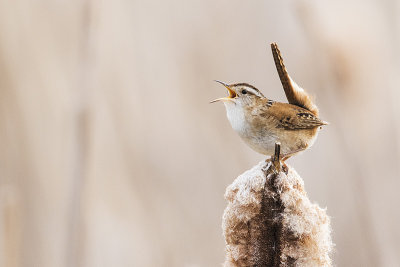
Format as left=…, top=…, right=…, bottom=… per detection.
left=222, top=144, right=333, bottom=266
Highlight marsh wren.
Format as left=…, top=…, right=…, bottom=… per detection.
left=211, top=43, right=327, bottom=160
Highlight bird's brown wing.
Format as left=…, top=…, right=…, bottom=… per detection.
left=262, top=102, right=327, bottom=130
left=271, top=43, right=319, bottom=116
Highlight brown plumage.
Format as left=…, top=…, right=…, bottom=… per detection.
left=259, top=101, right=327, bottom=130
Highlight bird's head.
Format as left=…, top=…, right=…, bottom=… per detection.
left=210, top=80, right=264, bottom=106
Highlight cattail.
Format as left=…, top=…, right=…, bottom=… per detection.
left=222, top=146, right=333, bottom=266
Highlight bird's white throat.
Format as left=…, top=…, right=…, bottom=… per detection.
left=223, top=101, right=247, bottom=134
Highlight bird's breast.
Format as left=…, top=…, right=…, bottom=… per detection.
left=223, top=102, right=282, bottom=155
left=224, top=102, right=248, bottom=135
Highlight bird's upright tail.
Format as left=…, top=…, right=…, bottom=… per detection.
left=271, top=43, right=319, bottom=116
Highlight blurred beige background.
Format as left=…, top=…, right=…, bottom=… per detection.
left=0, top=0, right=399, bottom=266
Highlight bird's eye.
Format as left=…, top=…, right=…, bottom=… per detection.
left=241, top=89, right=247, bottom=94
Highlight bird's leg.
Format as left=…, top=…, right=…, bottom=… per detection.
left=281, top=147, right=307, bottom=161
left=279, top=148, right=307, bottom=174
left=271, top=142, right=281, bottom=173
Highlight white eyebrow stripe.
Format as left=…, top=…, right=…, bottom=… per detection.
left=246, top=87, right=263, bottom=97
left=231, top=83, right=264, bottom=97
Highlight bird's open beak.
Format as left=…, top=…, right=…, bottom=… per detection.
left=210, top=80, right=237, bottom=103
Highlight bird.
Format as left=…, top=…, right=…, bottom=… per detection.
left=211, top=43, right=328, bottom=161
